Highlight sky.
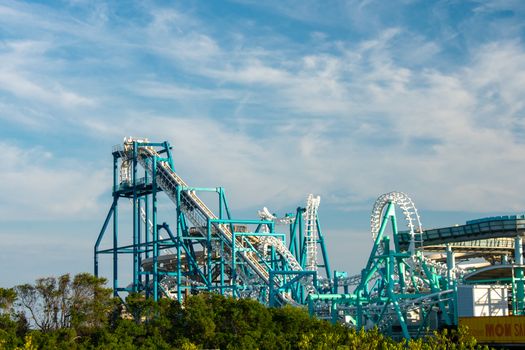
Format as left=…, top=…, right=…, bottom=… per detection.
left=1, top=0, right=525, bottom=287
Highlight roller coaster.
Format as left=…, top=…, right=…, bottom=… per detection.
left=95, top=138, right=525, bottom=340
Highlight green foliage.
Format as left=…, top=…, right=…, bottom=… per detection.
left=14, top=273, right=114, bottom=335
left=0, top=274, right=495, bottom=349
left=0, top=288, right=16, bottom=313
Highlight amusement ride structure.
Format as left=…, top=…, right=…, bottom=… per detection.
left=95, top=138, right=525, bottom=340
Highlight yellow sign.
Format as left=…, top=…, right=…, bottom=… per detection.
left=460, top=316, right=525, bottom=344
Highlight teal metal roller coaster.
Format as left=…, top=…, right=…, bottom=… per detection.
left=94, top=138, right=331, bottom=308
left=95, top=138, right=525, bottom=340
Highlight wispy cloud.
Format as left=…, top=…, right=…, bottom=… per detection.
left=0, top=143, right=108, bottom=220
left=1, top=0, right=525, bottom=217
left=1, top=0, right=525, bottom=283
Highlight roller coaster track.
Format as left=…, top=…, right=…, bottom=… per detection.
left=305, top=194, right=320, bottom=271
left=370, top=191, right=423, bottom=255
left=130, top=143, right=308, bottom=301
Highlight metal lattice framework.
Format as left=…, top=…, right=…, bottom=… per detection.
left=94, top=138, right=320, bottom=307
left=308, top=191, right=456, bottom=340
left=93, top=137, right=525, bottom=341
left=257, top=194, right=331, bottom=296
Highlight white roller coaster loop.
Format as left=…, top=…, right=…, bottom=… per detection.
left=370, top=191, right=423, bottom=255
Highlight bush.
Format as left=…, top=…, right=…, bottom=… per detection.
left=0, top=275, right=494, bottom=349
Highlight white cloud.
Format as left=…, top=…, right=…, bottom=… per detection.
left=0, top=39, right=96, bottom=127
left=0, top=70, right=95, bottom=108
left=2, top=0, right=525, bottom=288
left=0, top=143, right=109, bottom=220
left=1, top=1, right=525, bottom=218
left=132, top=81, right=239, bottom=100
left=66, top=31, right=525, bottom=215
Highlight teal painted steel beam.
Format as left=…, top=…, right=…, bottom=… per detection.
left=515, top=236, right=524, bottom=314
left=112, top=153, right=119, bottom=297
left=152, top=155, right=159, bottom=301
left=316, top=215, right=332, bottom=281
left=94, top=198, right=117, bottom=277
left=176, top=184, right=183, bottom=302
left=144, top=173, right=150, bottom=297
left=132, top=141, right=139, bottom=292
left=289, top=210, right=300, bottom=259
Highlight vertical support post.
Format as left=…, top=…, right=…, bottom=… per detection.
left=331, top=300, right=338, bottom=323
left=220, top=240, right=225, bottom=295
left=176, top=187, right=182, bottom=302
left=446, top=244, right=458, bottom=324
left=515, top=236, right=524, bottom=314
left=144, top=169, right=150, bottom=297
left=390, top=213, right=405, bottom=291
left=207, top=219, right=212, bottom=288
left=356, top=287, right=363, bottom=330
left=386, top=235, right=409, bottom=339
left=132, top=141, right=139, bottom=292
left=152, top=155, right=159, bottom=301
left=356, top=268, right=368, bottom=330
left=271, top=246, right=276, bottom=271
left=218, top=188, right=223, bottom=219
left=308, top=296, right=314, bottom=316
left=112, top=153, right=119, bottom=297
left=446, top=245, right=455, bottom=287
left=289, top=213, right=298, bottom=257
left=137, top=197, right=142, bottom=289
left=269, top=271, right=274, bottom=307
left=232, top=231, right=237, bottom=297
left=298, top=209, right=305, bottom=267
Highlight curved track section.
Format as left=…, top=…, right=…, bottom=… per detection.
left=370, top=191, right=423, bottom=253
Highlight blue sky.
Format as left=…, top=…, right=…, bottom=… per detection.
left=1, top=0, right=525, bottom=287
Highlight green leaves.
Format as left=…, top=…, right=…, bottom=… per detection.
left=14, top=273, right=113, bottom=335
left=0, top=288, right=17, bottom=313
left=0, top=275, right=492, bottom=349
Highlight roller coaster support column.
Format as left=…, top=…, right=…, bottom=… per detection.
left=94, top=149, right=121, bottom=298
left=94, top=198, right=116, bottom=277
left=144, top=170, right=150, bottom=297
left=112, top=152, right=119, bottom=296
left=515, top=236, right=524, bottom=314
left=385, top=235, right=410, bottom=340
left=176, top=185, right=182, bottom=302
left=389, top=208, right=406, bottom=291
left=446, top=245, right=458, bottom=324
left=288, top=210, right=301, bottom=259
left=446, top=245, right=455, bottom=284
left=152, top=154, right=159, bottom=301
left=316, top=216, right=332, bottom=282
left=132, top=142, right=139, bottom=292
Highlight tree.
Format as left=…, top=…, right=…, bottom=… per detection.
left=0, top=288, right=16, bottom=314
left=182, top=294, right=216, bottom=347
left=15, top=273, right=114, bottom=334
left=69, top=273, right=114, bottom=334
left=15, top=280, right=56, bottom=332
